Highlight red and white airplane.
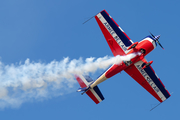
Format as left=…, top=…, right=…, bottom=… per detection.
left=75, top=10, right=171, bottom=104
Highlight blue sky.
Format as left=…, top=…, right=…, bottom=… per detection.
left=0, top=0, right=179, bottom=120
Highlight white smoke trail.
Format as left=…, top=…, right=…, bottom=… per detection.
left=0, top=52, right=140, bottom=109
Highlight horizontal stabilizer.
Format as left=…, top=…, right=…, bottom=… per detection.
left=87, top=86, right=104, bottom=104
left=77, top=87, right=88, bottom=92
left=75, top=75, right=104, bottom=104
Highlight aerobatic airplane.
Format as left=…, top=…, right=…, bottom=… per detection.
left=75, top=10, right=171, bottom=104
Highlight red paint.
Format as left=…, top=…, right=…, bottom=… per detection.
left=86, top=90, right=99, bottom=104
left=75, top=75, right=87, bottom=88
left=127, top=42, right=138, bottom=50
left=135, top=40, right=155, bottom=56
left=105, top=63, right=127, bottom=78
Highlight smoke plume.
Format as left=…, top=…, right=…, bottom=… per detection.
left=0, top=52, right=140, bottom=109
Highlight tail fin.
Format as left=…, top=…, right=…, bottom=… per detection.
left=75, top=75, right=104, bottom=104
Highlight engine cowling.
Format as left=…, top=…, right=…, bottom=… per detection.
left=135, top=36, right=156, bottom=56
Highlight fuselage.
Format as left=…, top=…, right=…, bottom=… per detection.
left=129, top=36, right=157, bottom=56
left=90, top=36, right=157, bottom=88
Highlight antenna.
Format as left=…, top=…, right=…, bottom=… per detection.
left=83, top=11, right=100, bottom=24
left=83, top=15, right=95, bottom=24
left=150, top=102, right=162, bottom=111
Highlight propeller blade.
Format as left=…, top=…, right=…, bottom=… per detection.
left=156, top=40, right=165, bottom=50
left=149, top=31, right=155, bottom=38
left=149, top=31, right=164, bottom=50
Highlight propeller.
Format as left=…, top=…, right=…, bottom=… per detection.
left=149, top=32, right=164, bottom=50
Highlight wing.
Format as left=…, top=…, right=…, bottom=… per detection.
left=95, top=10, right=133, bottom=56
left=124, top=59, right=171, bottom=102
